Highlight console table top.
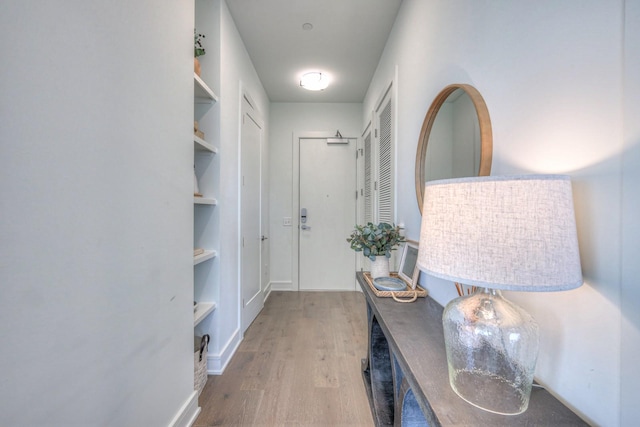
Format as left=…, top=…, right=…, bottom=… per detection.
left=357, top=272, right=588, bottom=426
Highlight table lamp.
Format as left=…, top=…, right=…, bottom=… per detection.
left=416, top=175, right=582, bottom=415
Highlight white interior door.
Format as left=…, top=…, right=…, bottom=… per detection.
left=299, top=137, right=356, bottom=290
left=241, top=97, right=263, bottom=332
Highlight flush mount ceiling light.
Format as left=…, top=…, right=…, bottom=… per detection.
left=300, top=72, right=329, bottom=91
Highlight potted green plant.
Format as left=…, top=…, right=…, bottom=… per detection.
left=194, top=31, right=205, bottom=76
left=347, top=222, right=405, bottom=278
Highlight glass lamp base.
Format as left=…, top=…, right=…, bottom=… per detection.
left=442, top=287, right=539, bottom=415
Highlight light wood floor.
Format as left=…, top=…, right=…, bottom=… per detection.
left=195, top=291, right=374, bottom=427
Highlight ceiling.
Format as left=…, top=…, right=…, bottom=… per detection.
left=225, top=0, right=402, bottom=103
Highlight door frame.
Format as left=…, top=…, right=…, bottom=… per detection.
left=356, top=122, right=370, bottom=274
left=292, top=131, right=358, bottom=291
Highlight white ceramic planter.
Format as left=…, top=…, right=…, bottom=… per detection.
left=371, top=256, right=390, bottom=279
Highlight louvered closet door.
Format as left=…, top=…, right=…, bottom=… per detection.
left=363, top=128, right=374, bottom=224
left=376, top=93, right=393, bottom=224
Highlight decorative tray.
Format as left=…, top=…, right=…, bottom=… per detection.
left=363, top=272, right=428, bottom=300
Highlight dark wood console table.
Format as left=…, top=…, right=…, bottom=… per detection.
left=357, top=272, right=588, bottom=426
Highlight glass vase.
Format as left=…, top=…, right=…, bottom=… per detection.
left=442, top=287, right=539, bottom=415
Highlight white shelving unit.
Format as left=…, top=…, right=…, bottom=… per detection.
left=194, top=196, right=218, bottom=205
left=194, top=135, right=218, bottom=153
left=194, top=249, right=217, bottom=266
left=194, top=0, right=222, bottom=390
left=194, top=73, right=219, bottom=103
left=193, top=71, right=218, bottom=341
left=194, top=302, right=216, bottom=327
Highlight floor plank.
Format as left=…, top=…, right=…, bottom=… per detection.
left=195, top=291, right=373, bottom=427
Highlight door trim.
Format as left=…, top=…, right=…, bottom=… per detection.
left=292, top=131, right=357, bottom=291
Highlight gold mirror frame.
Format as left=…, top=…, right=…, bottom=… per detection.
left=415, top=84, right=493, bottom=213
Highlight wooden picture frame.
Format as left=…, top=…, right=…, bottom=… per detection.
left=398, top=240, right=420, bottom=290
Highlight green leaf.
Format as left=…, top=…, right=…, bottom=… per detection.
left=346, top=222, right=405, bottom=258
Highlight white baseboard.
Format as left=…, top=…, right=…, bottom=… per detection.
left=263, top=281, right=272, bottom=301
left=206, top=327, right=241, bottom=374
left=270, top=281, right=294, bottom=291
left=168, top=391, right=200, bottom=427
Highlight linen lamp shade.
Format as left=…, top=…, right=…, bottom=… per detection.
left=416, top=175, right=583, bottom=415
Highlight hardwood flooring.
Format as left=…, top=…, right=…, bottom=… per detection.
left=195, top=291, right=374, bottom=427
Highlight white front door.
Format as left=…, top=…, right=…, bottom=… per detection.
left=299, top=137, right=357, bottom=291
left=241, top=96, right=263, bottom=332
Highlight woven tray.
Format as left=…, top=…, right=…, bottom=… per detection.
left=363, top=272, right=428, bottom=300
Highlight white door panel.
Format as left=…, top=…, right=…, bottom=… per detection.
left=299, top=138, right=356, bottom=291
left=241, top=99, right=263, bottom=332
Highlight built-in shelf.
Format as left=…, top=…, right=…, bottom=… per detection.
left=194, top=302, right=216, bottom=326
left=194, top=135, right=218, bottom=153
left=192, top=36, right=218, bottom=396
left=194, top=197, right=217, bottom=205
left=194, top=249, right=217, bottom=266
left=194, top=73, right=218, bottom=103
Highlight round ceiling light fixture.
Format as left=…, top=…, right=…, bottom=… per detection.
left=300, top=72, right=330, bottom=91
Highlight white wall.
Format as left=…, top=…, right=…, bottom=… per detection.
left=0, top=1, right=197, bottom=425
left=209, top=0, right=270, bottom=371
left=364, top=0, right=637, bottom=425
left=269, top=103, right=363, bottom=289
left=621, top=1, right=640, bottom=425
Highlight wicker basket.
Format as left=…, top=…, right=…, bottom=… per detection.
left=194, top=334, right=210, bottom=395
left=363, top=272, right=428, bottom=302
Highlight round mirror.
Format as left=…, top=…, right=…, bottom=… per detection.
left=415, top=84, right=493, bottom=213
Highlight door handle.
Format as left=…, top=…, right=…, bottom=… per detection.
left=301, top=224, right=311, bottom=230
left=261, top=235, right=268, bottom=241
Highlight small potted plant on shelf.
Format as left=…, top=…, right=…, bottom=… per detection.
left=346, top=222, right=405, bottom=278
left=194, top=30, right=205, bottom=76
